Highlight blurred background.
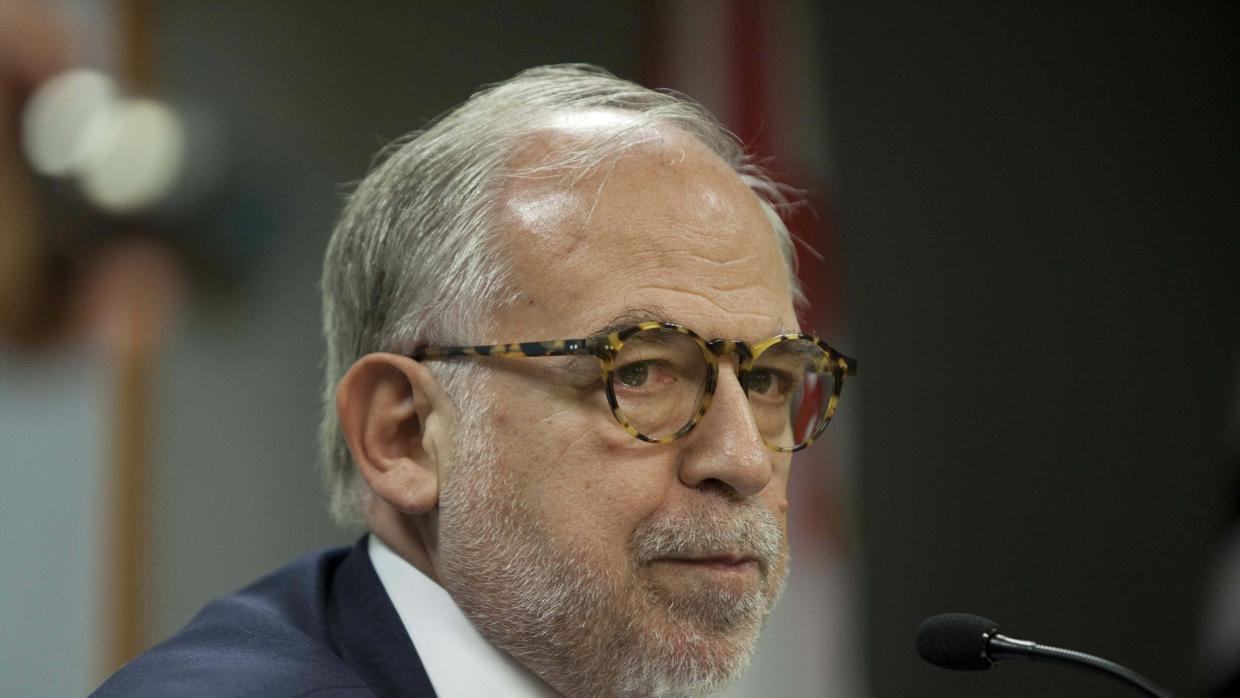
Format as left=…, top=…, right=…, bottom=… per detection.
left=1, top=1, right=1237, bottom=696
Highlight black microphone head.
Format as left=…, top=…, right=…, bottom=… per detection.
left=916, top=613, right=1000, bottom=671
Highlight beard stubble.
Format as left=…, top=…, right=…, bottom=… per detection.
left=435, top=401, right=788, bottom=697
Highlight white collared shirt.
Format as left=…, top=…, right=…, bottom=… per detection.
left=367, top=535, right=559, bottom=698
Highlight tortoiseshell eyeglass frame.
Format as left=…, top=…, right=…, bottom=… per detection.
left=411, top=321, right=858, bottom=453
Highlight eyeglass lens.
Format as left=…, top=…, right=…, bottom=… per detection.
left=747, top=337, right=836, bottom=449
left=610, top=328, right=709, bottom=440
left=609, top=327, right=836, bottom=448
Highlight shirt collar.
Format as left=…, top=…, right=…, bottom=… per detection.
left=368, top=535, right=558, bottom=698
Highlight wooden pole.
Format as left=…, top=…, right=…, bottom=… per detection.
left=117, top=0, right=155, bottom=91
left=107, top=304, right=155, bottom=670
left=105, top=0, right=161, bottom=671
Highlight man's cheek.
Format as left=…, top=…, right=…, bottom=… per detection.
left=537, top=483, right=657, bottom=558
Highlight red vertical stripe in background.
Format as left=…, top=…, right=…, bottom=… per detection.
left=727, top=1, right=841, bottom=337
left=728, top=0, right=767, bottom=151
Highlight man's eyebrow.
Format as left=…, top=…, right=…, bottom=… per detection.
left=588, top=306, right=675, bottom=336
left=586, top=308, right=799, bottom=339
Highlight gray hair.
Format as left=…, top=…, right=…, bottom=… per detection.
left=320, top=63, right=803, bottom=528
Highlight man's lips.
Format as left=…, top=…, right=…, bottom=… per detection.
left=653, top=554, right=763, bottom=575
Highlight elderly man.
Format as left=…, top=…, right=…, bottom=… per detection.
left=95, top=64, right=855, bottom=697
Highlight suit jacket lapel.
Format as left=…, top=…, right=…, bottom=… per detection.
left=328, top=536, right=438, bottom=698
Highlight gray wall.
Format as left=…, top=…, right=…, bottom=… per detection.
left=1, top=352, right=109, bottom=695
left=819, top=2, right=1240, bottom=696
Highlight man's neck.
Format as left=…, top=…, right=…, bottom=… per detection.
left=367, top=536, right=559, bottom=698
left=366, top=501, right=441, bottom=584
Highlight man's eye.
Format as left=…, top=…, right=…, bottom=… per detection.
left=747, top=369, right=792, bottom=399
left=616, top=362, right=651, bottom=387
left=747, top=370, right=775, bottom=395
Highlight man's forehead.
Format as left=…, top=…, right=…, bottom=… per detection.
left=499, top=127, right=763, bottom=255
left=491, top=116, right=797, bottom=343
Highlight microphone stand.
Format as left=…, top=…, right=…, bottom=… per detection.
left=988, top=633, right=1176, bottom=698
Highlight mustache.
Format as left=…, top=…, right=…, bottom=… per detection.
left=630, top=498, right=784, bottom=574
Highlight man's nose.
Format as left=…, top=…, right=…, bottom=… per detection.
left=677, top=364, right=772, bottom=498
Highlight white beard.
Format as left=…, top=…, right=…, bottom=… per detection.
left=435, top=394, right=787, bottom=697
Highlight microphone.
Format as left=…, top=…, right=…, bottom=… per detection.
left=915, top=612, right=1176, bottom=698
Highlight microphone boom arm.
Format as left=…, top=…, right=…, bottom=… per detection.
left=988, top=633, right=1176, bottom=698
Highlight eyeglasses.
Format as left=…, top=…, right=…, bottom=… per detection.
left=411, top=321, right=857, bottom=453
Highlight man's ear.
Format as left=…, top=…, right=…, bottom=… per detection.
left=336, top=353, right=453, bottom=514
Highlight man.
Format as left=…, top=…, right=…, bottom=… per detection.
left=95, top=64, right=856, bottom=697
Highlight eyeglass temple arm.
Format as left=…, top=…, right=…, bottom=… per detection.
left=412, top=337, right=602, bottom=360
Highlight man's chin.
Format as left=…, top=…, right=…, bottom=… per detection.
left=640, top=564, right=772, bottom=638
left=613, top=594, right=767, bottom=698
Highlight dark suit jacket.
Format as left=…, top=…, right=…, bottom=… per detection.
left=93, top=536, right=438, bottom=697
